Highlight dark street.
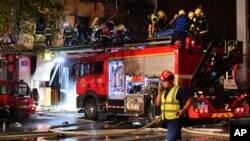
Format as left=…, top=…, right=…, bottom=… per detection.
left=0, top=108, right=233, bottom=141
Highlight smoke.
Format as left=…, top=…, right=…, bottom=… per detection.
left=58, top=67, right=77, bottom=112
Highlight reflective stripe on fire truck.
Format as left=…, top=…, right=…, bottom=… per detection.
left=108, top=106, right=124, bottom=109
left=198, top=96, right=240, bottom=99
left=211, top=112, right=233, bottom=118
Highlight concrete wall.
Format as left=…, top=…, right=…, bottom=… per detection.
left=236, top=0, right=248, bottom=88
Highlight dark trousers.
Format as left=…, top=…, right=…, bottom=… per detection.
left=164, top=118, right=183, bottom=141
left=45, top=35, right=53, bottom=47
left=171, top=30, right=186, bottom=49
left=64, top=37, right=72, bottom=46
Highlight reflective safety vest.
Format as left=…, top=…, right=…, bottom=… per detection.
left=161, top=86, right=180, bottom=120
left=45, top=27, right=52, bottom=36
left=64, top=27, right=73, bottom=38
left=45, top=24, right=53, bottom=36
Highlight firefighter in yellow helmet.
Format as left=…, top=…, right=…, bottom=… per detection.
left=194, top=6, right=208, bottom=49
left=171, top=9, right=188, bottom=49
left=116, top=24, right=130, bottom=41
left=194, top=7, right=208, bottom=34
left=156, top=70, right=193, bottom=141
left=186, top=11, right=196, bottom=39
left=155, top=10, right=175, bottom=37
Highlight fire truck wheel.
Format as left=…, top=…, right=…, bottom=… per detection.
left=83, top=98, right=97, bottom=120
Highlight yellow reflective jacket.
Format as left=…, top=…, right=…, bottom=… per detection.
left=161, top=86, right=180, bottom=120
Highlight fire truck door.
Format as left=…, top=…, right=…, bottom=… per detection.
left=91, top=61, right=106, bottom=95
left=108, top=61, right=125, bottom=100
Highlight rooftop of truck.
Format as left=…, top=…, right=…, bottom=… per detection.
left=80, top=44, right=178, bottom=61
left=0, top=80, right=28, bottom=85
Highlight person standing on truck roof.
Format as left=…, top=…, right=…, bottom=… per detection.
left=194, top=6, right=208, bottom=35
left=102, top=21, right=115, bottom=49
left=44, top=15, right=54, bottom=47
left=146, top=13, right=158, bottom=38
left=193, top=7, right=208, bottom=50
left=63, top=24, right=74, bottom=46
left=155, top=10, right=176, bottom=37
left=155, top=70, right=193, bottom=141
left=170, top=10, right=188, bottom=50
left=186, top=11, right=196, bottom=39
left=75, top=21, right=88, bottom=45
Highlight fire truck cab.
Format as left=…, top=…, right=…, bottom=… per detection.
left=0, top=80, right=39, bottom=120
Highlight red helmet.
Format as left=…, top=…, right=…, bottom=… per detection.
left=161, top=70, right=174, bottom=81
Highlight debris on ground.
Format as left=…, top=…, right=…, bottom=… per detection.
left=9, top=122, right=22, bottom=128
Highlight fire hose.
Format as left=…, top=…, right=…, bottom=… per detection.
left=49, top=116, right=229, bottom=141
left=48, top=116, right=162, bottom=136
left=48, top=115, right=230, bottom=140
left=0, top=114, right=230, bottom=140
left=182, top=127, right=229, bottom=137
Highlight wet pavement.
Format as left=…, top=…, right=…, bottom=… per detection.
left=0, top=109, right=241, bottom=141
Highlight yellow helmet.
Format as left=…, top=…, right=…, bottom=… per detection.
left=188, top=11, right=194, bottom=18
left=117, top=24, right=125, bottom=31
left=157, top=10, right=165, bottom=19
left=178, top=9, right=185, bottom=15
left=195, top=8, right=202, bottom=15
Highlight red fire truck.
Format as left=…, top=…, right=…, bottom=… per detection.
left=72, top=40, right=249, bottom=120
left=0, top=80, right=39, bottom=120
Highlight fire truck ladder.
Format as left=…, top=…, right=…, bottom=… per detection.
left=191, top=40, right=243, bottom=90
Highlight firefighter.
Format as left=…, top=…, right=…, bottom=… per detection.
left=116, top=24, right=130, bottom=41
left=155, top=10, right=174, bottom=37
left=44, top=20, right=54, bottom=47
left=185, top=11, right=197, bottom=49
left=35, top=16, right=46, bottom=44
left=194, top=7, right=208, bottom=49
left=186, top=11, right=195, bottom=37
left=171, top=10, right=188, bottom=50
left=102, top=21, right=114, bottom=49
left=108, top=20, right=116, bottom=38
left=75, top=22, right=88, bottom=45
left=146, top=13, right=158, bottom=38
left=146, top=14, right=152, bottom=38
left=63, top=24, right=74, bottom=46
left=157, top=10, right=169, bottom=32
left=194, top=8, right=208, bottom=35
left=156, top=70, right=193, bottom=141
